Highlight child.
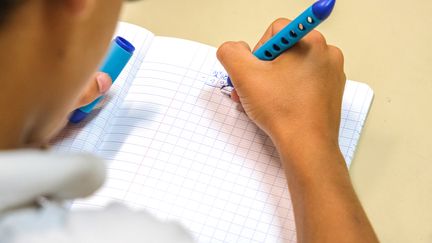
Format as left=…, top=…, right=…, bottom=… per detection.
left=0, top=0, right=378, bottom=242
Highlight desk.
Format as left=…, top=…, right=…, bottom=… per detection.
left=121, top=0, right=432, bottom=242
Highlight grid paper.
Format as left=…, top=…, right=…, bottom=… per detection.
left=54, top=23, right=374, bottom=243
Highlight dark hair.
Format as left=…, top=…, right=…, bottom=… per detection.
left=0, top=0, right=22, bottom=25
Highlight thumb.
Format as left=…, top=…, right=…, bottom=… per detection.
left=76, top=72, right=112, bottom=108
left=216, top=41, right=259, bottom=87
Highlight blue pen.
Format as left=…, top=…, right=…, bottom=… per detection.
left=69, top=36, right=135, bottom=123
left=226, top=0, right=336, bottom=87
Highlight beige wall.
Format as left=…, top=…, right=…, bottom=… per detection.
left=121, top=1, right=432, bottom=242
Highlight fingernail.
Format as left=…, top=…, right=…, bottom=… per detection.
left=96, top=73, right=111, bottom=94
left=236, top=104, right=245, bottom=112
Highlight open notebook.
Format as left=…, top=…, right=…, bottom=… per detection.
left=53, top=22, right=374, bottom=243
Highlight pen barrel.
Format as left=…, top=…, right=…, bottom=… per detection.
left=100, top=37, right=135, bottom=83
left=69, top=36, right=135, bottom=123
left=253, top=7, right=323, bottom=61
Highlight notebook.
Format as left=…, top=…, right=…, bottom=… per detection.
left=52, top=22, right=374, bottom=243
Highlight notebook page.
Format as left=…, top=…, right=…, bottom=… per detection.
left=73, top=37, right=373, bottom=243
left=51, top=22, right=154, bottom=152
left=339, top=81, right=374, bottom=166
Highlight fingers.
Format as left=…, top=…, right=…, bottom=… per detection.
left=76, top=72, right=112, bottom=108
left=216, top=41, right=258, bottom=88
left=327, top=45, right=346, bottom=86
left=231, top=89, right=240, bottom=103
left=295, top=30, right=328, bottom=53
left=328, top=45, right=344, bottom=67
left=96, top=72, right=112, bottom=94
left=253, top=18, right=291, bottom=52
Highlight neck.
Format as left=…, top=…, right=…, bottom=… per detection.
left=0, top=56, right=43, bottom=149
left=0, top=110, right=37, bottom=150
left=0, top=4, right=48, bottom=150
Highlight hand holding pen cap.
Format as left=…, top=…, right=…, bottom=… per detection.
left=223, top=0, right=336, bottom=90
left=70, top=37, right=135, bottom=123
left=73, top=72, right=113, bottom=110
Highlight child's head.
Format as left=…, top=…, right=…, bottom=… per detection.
left=0, top=0, right=125, bottom=148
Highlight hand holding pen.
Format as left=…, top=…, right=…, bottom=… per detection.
left=216, top=2, right=378, bottom=241
left=225, top=0, right=336, bottom=87
left=73, top=72, right=113, bottom=113
left=216, top=0, right=342, bottom=142
left=217, top=17, right=345, bottom=141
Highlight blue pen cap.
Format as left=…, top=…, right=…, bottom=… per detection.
left=98, top=36, right=135, bottom=82
left=115, top=36, right=135, bottom=54
left=312, top=0, right=336, bottom=20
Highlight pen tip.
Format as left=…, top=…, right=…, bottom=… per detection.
left=312, top=0, right=336, bottom=20
left=69, top=109, right=88, bottom=124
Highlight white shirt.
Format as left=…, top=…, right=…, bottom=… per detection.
left=0, top=150, right=194, bottom=243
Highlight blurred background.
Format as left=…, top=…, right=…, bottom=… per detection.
left=121, top=0, right=432, bottom=242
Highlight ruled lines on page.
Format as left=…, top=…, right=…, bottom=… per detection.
left=71, top=36, right=373, bottom=242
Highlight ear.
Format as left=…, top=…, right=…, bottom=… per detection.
left=62, top=0, right=96, bottom=18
